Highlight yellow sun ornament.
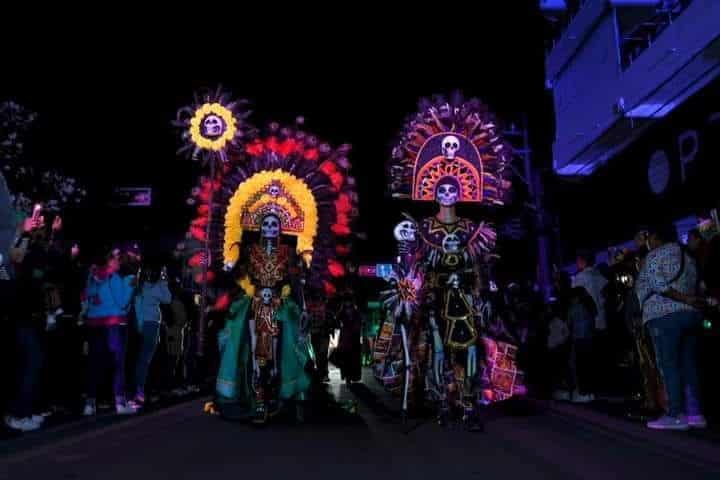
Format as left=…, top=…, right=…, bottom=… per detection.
left=189, top=103, right=237, bottom=152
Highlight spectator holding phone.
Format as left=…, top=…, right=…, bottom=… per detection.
left=3, top=208, right=48, bottom=432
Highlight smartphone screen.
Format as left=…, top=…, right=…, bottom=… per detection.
left=32, top=204, right=43, bottom=221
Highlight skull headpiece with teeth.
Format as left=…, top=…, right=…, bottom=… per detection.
left=260, top=214, right=281, bottom=239
left=202, top=114, right=225, bottom=138
left=441, top=135, right=460, bottom=160
left=435, top=177, right=460, bottom=207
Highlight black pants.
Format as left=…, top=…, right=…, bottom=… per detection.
left=573, top=339, right=594, bottom=395
left=86, top=325, right=127, bottom=401
left=0, top=280, right=15, bottom=413
left=43, top=321, right=84, bottom=410
left=549, top=343, right=571, bottom=392
left=311, top=333, right=330, bottom=379
left=592, top=330, right=611, bottom=393
left=10, top=327, right=44, bottom=418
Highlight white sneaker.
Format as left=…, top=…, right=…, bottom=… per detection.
left=552, top=390, right=570, bottom=401
left=115, top=403, right=137, bottom=415
left=83, top=402, right=96, bottom=416
left=647, top=415, right=690, bottom=431
left=31, top=415, right=45, bottom=425
left=687, top=415, right=708, bottom=429
left=5, top=416, right=41, bottom=432
left=571, top=392, right=595, bottom=403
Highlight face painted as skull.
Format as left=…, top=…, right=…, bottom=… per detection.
left=442, top=233, right=461, bottom=253
left=261, top=214, right=280, bottom=239
left=435, top=182, right=459, bottom=207
left=202, top=114, right=225, bottom=139
left=441, top=135, right=460, bottom=160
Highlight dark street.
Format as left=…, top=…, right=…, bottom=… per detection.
left=2, top=370, right=719, bottom=480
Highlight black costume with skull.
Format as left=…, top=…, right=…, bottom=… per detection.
left=382, top=94, right=515, bottom=430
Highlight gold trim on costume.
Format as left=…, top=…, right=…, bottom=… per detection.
left=442, top=289, right=477, bottom=350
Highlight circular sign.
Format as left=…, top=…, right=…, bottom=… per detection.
left=648, top=149, right=671, bottom=195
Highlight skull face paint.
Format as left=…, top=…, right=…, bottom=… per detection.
left=202, top=114, right=225, bottom=139
left=393, top=220, right=417, bottom=242
left=435, top=178, right=460, bottom=207
left=441, top=135, right=460, bottom=160
left=442, top=233, right=461, bottom=253
left=260, top=287, right=273, bottom=304
left=260, top=214, right=280, bottom=239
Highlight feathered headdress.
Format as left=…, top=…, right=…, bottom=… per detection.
left=388, top=93, right=512, bottom=206
left=184, top=120, right=358, bottom=297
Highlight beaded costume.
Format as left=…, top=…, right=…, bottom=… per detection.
left=382, top=94, right=524, bottom=428
left=175, top=91, right=358, bottom=424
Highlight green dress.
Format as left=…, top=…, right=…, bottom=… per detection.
left=215, top=295, right=311, bottom=416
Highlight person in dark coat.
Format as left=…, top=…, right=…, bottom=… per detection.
left=337, top=299, right=362, bottom=384
left=0, top=172, right=14, bottom=267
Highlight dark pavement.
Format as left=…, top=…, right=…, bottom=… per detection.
left=2, top=370, right=720, bottom=480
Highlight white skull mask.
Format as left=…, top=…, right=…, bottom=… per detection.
left=441, top=135, right=460, bottom=159
left=202, top=114, right=225, bottom=138
left=261, top=215, right=280, bottom=239
left=260, top=288, right=273, bottom=304
left=436, top=182, right=459, bottom=207
left=393, top=220, right=417, bottom=242
left=442, top=233, right=461, bottom=253
left=268, top=184, right=281, bottom=197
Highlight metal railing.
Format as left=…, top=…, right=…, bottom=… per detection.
left=618, top=0, right=693, bottom=70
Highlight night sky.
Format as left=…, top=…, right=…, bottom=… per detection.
left=4, top=5, right=552, bottom=276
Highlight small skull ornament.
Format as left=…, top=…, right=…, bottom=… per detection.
left=436, top=182, right=459, bottom=207
left=260, top=287, right=273, bottom=305
left=268, top=184, right=281, bottom=197
left=442, top=233, right=461, bottom=253
left=202, top=114, right=225, bottom=138
left=261, top=214, right=280, bottom=239
left=393, top=220, right=417, bottom=242
left=441, top=135, right=460, bottom=160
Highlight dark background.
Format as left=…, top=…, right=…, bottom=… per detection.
left=3, top=4, right=553, bottom=281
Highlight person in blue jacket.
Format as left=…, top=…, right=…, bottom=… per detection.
left=131, top=263, right=172, bottom=407
left=82, top=253, right=137, bottom=416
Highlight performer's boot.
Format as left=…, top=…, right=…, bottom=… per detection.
left=438, top=407, right=449, bottom=427
left=267, top=374, right=280, bottom=418
left=464, top=399, right=484, bottom=433
left=437, top=395, right=450, bottom=427
left=295, top=401, right=305, bottom=424
left=253, top=387, right=267, bottom=425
